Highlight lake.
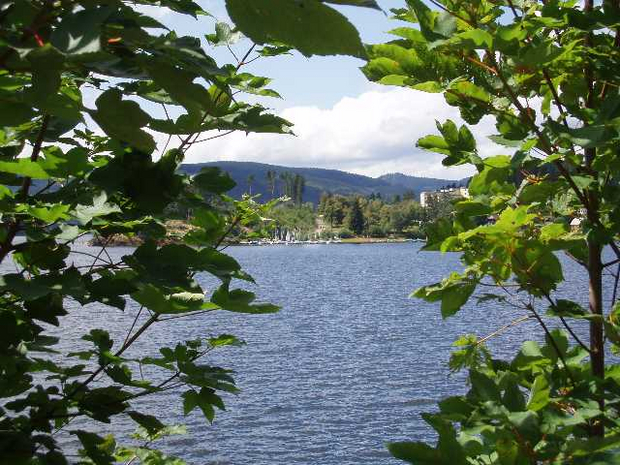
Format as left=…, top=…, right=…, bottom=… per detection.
left=11, top=242, right=608, bottom=464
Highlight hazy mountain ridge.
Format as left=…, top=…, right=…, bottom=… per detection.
left=378, top=172, right=469, bottom=193
left=179, top=161, right=466, bottom=204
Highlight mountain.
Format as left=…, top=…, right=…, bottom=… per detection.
left=378, top=172, right=469, bottom=193
left=179, top=161, right=463, bottom=204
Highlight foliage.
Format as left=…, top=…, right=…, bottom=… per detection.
left=338, top=227, right=355, bottom=239
left=277, top=171, right=306, bottom=205
left=318, top=193, right=426, bottom=236
left=344, top=198, right=365, bottom=235
left=365, top=0, right=620, bottom=462
left=0, top=0, right=374, bottom=463
left=422, top=191, right=461, bottom=223
left=265, top=202, right=316, bottom=241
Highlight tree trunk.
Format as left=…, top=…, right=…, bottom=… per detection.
left=588, top=233, right=605, bottom=436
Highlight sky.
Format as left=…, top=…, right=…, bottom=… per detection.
left=141, top=1, right=503, bottom=180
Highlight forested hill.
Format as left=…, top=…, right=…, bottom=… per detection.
left=179, top=161, right=464, bottom=204
left=378, top=172, right=469, bottom=193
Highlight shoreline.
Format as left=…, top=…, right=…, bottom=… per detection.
left=90, top=236, right=425, bottom=247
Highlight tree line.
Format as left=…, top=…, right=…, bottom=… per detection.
left=262, top=169, right=305, bottom=205
left=255, top=192, right=456, bottom=240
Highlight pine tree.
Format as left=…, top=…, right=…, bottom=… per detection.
left=293, top=174, right=305, bottom=205
left=345, top=199, right=365, bottom=235
left=266, top=170, right=276, bottom=197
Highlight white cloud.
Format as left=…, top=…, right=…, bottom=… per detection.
left=177, top=86, right=506, bottom=180
left=134, top=4, right=173, bottom=20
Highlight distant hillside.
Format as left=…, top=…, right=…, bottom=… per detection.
left=179, top=161, right=463, bottom=204
left=378, top=173, right=469, bottom=193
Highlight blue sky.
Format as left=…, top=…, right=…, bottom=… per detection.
left=142, top=1, right=499, bottom=179
left=151, top=1, right=404, bottom=108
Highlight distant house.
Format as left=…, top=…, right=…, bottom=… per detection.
left=420, top=187, right=469, bottom=207
left=570, top=208, right=587, bottom=231
left=315, top=214, right=329, bottom=235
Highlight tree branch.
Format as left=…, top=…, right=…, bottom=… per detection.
left=0, top=114, right=50, bottom=264
left=526, top=303, right=577, bottom=385
left=476, top=315, right=533, bottom=346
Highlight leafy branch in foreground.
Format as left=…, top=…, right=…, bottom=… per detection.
left=365, top=0, right=620, bottom=462
left=0, top=0, right=376, bottom=463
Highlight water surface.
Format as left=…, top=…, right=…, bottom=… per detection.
left=9, top=242, right=608, bottom=464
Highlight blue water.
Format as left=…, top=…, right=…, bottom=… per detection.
left=9, top=242, right=611, bottom=464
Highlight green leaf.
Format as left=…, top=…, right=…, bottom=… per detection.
left=73, top=430, right=116, bottom=465
left=51, top=6, right=112, bottom=55
left=20, top=203, right=70, bottom=223
left=438, top=396, right=473, bottom=420
left=211, top=283, right=279, bottom=314
left=132, top=284, right=205, bottom=314
left=571, top=175, right=595, bottom=190
left=540, top=223, right=568, bottom=242
left=450, top=29, right=493, bottom=49
left=406, top=0, right=455, bottom=43
left=411, top=80, right=444, bottom=92
left=25, top=45, right=65, bottom=107
left=413, top=272, right=476, bottom=318
left=468, top=160, right=513, bottom=197
left=547, top=299, right=588, bottom=319
left=496, top=113, right=530, bottom=140
left=77, top=386, right=130, bottom=421
left=206, top=22, right=243, bottom=46
left=445, top=81, right=490, bottom=124
left=226, top=0, right=366, bottom=58
left=449, top=80, right=491, bottom=104
left=549, top=121, right=615, bottom=148
left=323, top=0, right=381, bottom=9
left=0, top=100, right=35, bottom=126
left=127, top=411, right=165, bottom=436
left=13, top=239, right=70, bottom=271
left=470, top=370, right=500, bottom=402
left=495, top=438, right=519, bottom=465
left=147, top=61, right=211, bottom=115
left=40, top=146, right=90, bottom=178
left=417, top=135, right=450, bottom=155
left=182, top=388, right=225, bottom=424
left=502, top=381, right=526, bottom=412
left=507, top=411, right=540, bottom=443
left=495, top=206, right=535, bottom=231
left=494, top=24, right=527, bottom=51
left=209, top=334, right=245, bottom=348
left=72, top=192, right=121, bottom=225
left=24, top=293, right=67, bottom=326
left=422, top=217, right=454, bottom=251
left=526, top=375, right=550, bottom=411
left=518, top=38, right=580, bottom=67
left=83, top=329, right=113, bottom=352
left=388, top=441, right=441, bottom=464
left=87, top=270, right=137, bottom=310
left=91, top=89, right=155, bottom=153
left=424, top=415, right=467, bottom=463
left=0, top=158, right=50, bottom=179
left=192, top=167, right=236, bottom=194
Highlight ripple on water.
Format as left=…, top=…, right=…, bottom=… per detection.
left=7, top=242, right=610, bottom=465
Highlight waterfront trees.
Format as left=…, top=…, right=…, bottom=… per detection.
left=317, top=193, right=429, bottom=237
left=344, top=199, right=365, bottom=235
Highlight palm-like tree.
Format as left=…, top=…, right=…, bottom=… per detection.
left=266, top=170, right=276, bottom=197
left=247, top=174, right=255, bottom=195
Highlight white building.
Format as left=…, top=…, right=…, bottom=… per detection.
left=420, top=187, right=469, bottom=207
